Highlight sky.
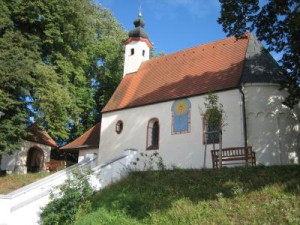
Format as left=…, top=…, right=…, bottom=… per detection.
left=98, top=0, right=225, bottom=55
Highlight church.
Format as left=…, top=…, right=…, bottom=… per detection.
left=97, top=14, right=299, bottom=169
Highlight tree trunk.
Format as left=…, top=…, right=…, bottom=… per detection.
left=218, top=129, right=222, bottom=168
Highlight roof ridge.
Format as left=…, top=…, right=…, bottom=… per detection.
left=149, top=34, right=250, bottom=61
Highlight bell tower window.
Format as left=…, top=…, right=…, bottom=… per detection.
left=131, top=48, right=135, bottom=55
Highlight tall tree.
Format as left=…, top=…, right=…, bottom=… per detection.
left=0, top=0, right=126, bottom=154
left=0, top=29, right=41, bottom=153
left=218, top=0, right=299, bottom=107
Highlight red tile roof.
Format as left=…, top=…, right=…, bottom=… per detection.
left=25, top=125, right=57, bottom=147
left=103, top=35, right=250, bottom=112
left=60, top=123, right=100, bottom=150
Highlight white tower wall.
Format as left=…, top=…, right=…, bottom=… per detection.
left=123, top=40, right=150, bottom=76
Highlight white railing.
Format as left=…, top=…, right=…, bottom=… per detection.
left=0, top=149, right=137, bottom=225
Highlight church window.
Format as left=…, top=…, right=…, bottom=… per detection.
left=142, top=50, right=145, bottom=56
left=171, top=99, right=191, bottom=134
left=115, top=120, right=123, bottom=134
left=146, top=118, right=159, bottom=150
left=131, top=48, right=135, bottom=55
left=203, top=110, right=221, bottom=144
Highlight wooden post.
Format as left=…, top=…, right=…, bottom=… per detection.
left=218, top=129, right=222, bottom=168
left=203, top=132, right=207, bottom=168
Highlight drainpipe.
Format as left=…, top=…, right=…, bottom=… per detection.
left=239, top=87, right=248, bottom=147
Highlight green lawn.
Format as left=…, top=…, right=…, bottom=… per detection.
left=75, top=165, right=300, bottom=225
left=0, top=172, right=50, bottom=194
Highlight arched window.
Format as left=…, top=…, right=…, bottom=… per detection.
left=115, top=120, right=123, bottom=134
left=131, top=48, right=135, bottom=55
left=203, top=110, right=221, bottom=144
left=142, top=50, right=146, bottom=57
left=146, top=118, right=159, bottom=150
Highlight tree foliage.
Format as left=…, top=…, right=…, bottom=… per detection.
left=202, top=92, right=227, bottom=145
left=218, top=0, right=300, bottom=107
left=0, top=0, right=126, bottom=154
left=203, top=92, right=226, bottom=127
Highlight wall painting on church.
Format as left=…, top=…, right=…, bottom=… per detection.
left=171, top=98, right=191, bottom=134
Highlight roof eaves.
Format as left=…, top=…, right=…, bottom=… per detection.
left=61, top=144, right=99, bottom=151
left=102, top=86, right=241, bottom=113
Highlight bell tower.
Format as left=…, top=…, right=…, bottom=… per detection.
left=123, top=13, right=152, bottom=77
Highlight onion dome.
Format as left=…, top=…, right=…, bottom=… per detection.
left=128, top=13, right=149, bottom=39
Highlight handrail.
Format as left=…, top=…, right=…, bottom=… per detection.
left=0, top=155, right=96, bottom=199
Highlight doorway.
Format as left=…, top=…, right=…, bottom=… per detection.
left=26, top=147, right=44, bottom=173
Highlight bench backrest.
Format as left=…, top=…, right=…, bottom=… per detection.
left=211, top=147, right=253, bottom=157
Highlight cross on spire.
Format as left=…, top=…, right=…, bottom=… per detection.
left=138, top=4, right=142, bottom=18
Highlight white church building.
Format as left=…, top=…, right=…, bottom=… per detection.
left=98, top=14, right=299, bottom=169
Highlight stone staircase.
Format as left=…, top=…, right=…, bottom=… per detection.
left=0, top=149, right=137, bottom=225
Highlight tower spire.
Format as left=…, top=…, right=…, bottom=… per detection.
left=128, top=11, right=148, bottom=38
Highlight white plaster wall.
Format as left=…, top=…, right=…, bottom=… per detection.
left=244, top=83, right=300, bottom=165
left=123, top=40, right=149, bottom=76
left=78, top=148, right=98, bottom=163
left=99, top=89, right=245, bottom=169
left=1, top=140, right=51, bottom=174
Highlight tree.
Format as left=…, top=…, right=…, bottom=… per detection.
left=0, top=29, right=40, bottom=154
left=202, top=92, right=227, bottom=168
left=218, top=0, right=299, bottom=108
left=0, top=0, right=126, bottom=154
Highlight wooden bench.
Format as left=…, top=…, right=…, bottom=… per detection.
left=211, top=147, right=256, bottom=168
left=45, top=160, right=66, bottom=172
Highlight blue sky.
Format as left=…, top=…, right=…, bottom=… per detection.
left=98, top=0, right=225, bottom=55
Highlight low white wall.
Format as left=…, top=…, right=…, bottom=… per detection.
left=99, top=89, right=245, bottom=169
left=78, top=148, right=98, bottom=163
left=0, top=149, right=137, bottom=225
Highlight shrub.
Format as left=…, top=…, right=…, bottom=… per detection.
left=39, top=169, right=93, bottom=225
left=131, top=152, right=166, bottom=171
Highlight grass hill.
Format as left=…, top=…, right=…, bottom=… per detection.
left=0, top=172, right=49, bottom=194
left=75, top=165, right=300, bottom=225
